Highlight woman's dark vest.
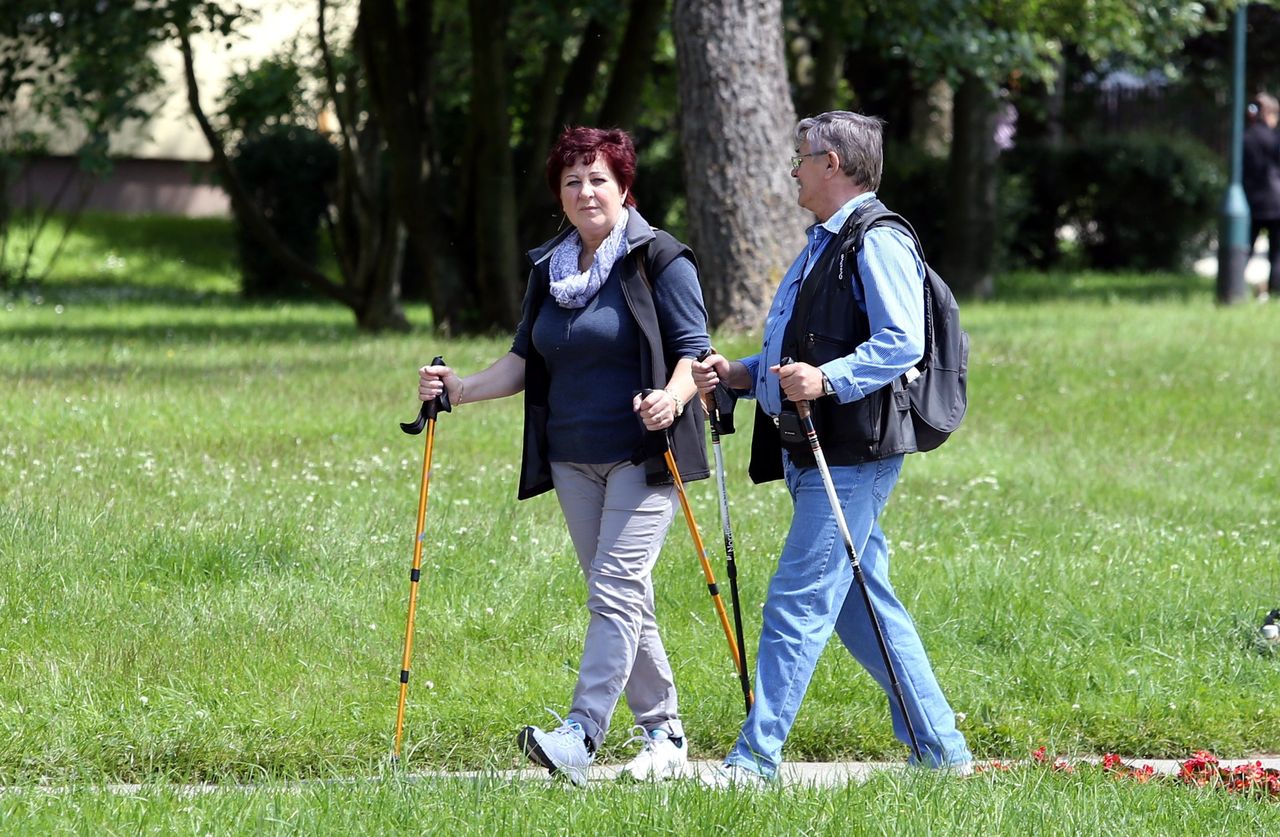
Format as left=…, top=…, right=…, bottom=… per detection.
left=517, top=214, right=710, bottom=500
left=748, top=204, right=917, bottom=484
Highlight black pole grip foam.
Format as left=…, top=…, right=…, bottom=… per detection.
left=401, top=355, right=452, bottom=434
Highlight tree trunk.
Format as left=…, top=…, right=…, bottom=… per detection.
left=357, top=0, right=460, bottom=331
left=467, top=0, right=521, bottom=329
left=326, top=106, right=411, bottom=333
left=941, top=72, right=999, bottom=298
left=551, top=18, right=613, bottom=135
left=792, top=0, right=845, bottom=118
left=516, top=12, right=606, bottom=258
left=672, top=0, right=805, bottom=331
left=597, top=0, right=668, bottom=129
left=355, top=218, right=410, bottom=332
left=324, top=0, right=410, bottom=333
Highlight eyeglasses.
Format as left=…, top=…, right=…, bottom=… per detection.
left=790, top=150, right=829, bottom=169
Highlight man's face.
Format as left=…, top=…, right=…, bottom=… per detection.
left=791, top=139, right=830, bottom=214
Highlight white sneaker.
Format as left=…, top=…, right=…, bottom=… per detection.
left=517, top=711, right=593, bottom=786
left=700, top=762, right=767, bottom=789
left=618, top=727, right=688, bottom=781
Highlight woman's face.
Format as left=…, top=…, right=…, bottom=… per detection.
left=559, top=155, right=627, bottom=245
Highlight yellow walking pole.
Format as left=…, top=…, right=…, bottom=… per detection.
left=392, top=355, right=451, bottom=762
left=658, top=435, right=750, bottom=699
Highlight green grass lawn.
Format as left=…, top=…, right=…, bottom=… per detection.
left=2, top=214, right=1278, bottom=829
left=3, top=769, right=1278, bottom=834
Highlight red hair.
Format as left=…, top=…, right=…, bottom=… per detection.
left=545, top=126, right=638, bottom=207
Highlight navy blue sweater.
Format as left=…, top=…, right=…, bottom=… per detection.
left=512, top=254, right=708, bottom=464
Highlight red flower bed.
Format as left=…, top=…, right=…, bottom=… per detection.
left=975, top=748, right=1280, bottom=800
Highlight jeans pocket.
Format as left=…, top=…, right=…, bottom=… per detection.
left=872, top=456, right=903, bottom=505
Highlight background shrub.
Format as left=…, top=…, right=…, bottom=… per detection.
left=880, top=143, right=948, bottom=259
left=1075, top=134, right=1223, bottom=271
left=877, top=143, right=1029, bottom=275
left=1005, top=135, right=1224, bottom=272
left=229, top=127, right=338, bottom=298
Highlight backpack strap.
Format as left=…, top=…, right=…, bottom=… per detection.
left=841, top=205, right=933, bottom=374
left=840, top=205, right=927, bottom=281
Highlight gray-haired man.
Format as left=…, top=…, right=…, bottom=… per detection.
left=694, top=111, right=971, bottom=784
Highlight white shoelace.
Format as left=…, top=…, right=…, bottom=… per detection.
left=541, top=707, right=581, bottom=738
left=622, top=724, right=654, bottom=753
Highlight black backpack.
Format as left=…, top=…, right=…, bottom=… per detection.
left=844, top=204, right=969, bottom=452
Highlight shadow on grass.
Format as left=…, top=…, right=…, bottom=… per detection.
left=34, top=281, right=242, bottom=307
left=6, top=316, right=381, bottom=346
left=68, top=214, right=238, bottom=276
left=992, top=271, right=1214, bottom=304
left=10, top=358, right=362, bottom=383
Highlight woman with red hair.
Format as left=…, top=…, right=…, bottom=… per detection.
left=418, top=127, right=709, bottom=784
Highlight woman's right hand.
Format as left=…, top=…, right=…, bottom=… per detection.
left=692, top=353, right=728, bottom=396
left=419, top=364, right=463, bottom=405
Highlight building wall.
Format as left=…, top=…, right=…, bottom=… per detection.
left=6, top=0, right=343, bottom=217
left=10, top=158, right=230, bottom=217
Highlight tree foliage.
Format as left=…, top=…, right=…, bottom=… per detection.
left=0, top=1, right=170, bottom=287
left=5, top=0, right=1254, bottom=319
left=840, top=0, right=1228, bottom=296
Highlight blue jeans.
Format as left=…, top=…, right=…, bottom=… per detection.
left=725, top=453, right=971, bottom=776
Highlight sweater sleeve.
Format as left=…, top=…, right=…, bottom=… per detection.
left=651, top=254, right=711, bottom=361
left=509, top=273, right=539, bottom=358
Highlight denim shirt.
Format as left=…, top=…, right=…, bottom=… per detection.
left=740, top=191, right=925, bottom=415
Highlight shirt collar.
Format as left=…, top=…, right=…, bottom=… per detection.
left=817, top=190, right=877, bottom=237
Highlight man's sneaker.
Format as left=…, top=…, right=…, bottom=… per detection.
left=618, top=727, right=688, bottom=781
left=699, top=762, right=767, bottom=789
left=517, top=712, right=593, bottom=786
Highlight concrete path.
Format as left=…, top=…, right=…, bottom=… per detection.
left=440, top=756, right=1280, bottom=788
left=4, top=757, right=1277, bottom=794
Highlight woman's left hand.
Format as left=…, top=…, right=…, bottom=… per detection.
left=633, top=389, right=679, bottom=431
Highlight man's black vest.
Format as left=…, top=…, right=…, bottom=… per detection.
left=748, top=203, right=918, bottom=484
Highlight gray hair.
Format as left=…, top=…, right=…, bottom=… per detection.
left=795, top=111, right=885, bottom=190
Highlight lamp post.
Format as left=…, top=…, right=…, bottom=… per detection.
left=1217, top=3, right=1250, bottom=305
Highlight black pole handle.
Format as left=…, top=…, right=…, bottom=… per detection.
left=779, top=356, right=813, bottom=420
left=401, top=355, right=452, bottom=435
left=635, top=388, right=672, bottom=455
left=695, top=347, right=740, bottom=435
left=695, top=349, right=720, bottom=430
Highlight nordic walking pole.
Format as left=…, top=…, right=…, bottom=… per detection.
left=781, top=358, right=923, bottom=763
left=697, top=350, right=753, bottom=714
left=391, top=355, right=451, bottom=763
left=641, top=390, right=748, bottom=697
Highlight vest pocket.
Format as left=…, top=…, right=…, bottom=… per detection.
left=804, top=331, right=854, bottom=365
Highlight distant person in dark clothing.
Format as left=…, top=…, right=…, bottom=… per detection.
left=1243, top=93, right=1280, bottom=298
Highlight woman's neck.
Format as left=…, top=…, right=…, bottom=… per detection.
left=577, top=230, right=608, bottom=270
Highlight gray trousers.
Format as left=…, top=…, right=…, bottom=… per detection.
left=550, top=460, right=684, bottom=747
